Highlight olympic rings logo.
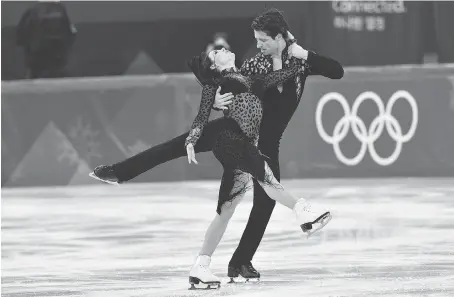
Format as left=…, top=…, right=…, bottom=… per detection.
left=315, top=90, right=418, bottom=166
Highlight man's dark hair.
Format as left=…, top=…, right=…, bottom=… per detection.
left=251, top=8, right=290, bottom=39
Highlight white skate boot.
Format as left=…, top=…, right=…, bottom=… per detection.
left=189, top=255, right=221, bottom=290
left=293, top=198, right=332, bottom=238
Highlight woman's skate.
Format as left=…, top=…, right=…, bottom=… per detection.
left=293, top=199, right=332, bottom=238
left=188, top=255, right=221, bottom=290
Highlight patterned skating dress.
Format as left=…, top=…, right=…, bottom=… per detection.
left=185, top=58, right=307, bottom=214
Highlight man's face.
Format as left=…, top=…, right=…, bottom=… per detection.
left=254, top=30, right=280, bottom=56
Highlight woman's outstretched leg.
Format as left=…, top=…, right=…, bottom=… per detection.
left=212, top=130, right=331, bottom=238
left=256, top=162, right=332, bottom=238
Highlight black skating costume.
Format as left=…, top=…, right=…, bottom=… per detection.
left=185, top=56, right=307, bottom=214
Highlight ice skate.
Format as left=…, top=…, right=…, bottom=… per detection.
left=293, top=198, right=332, bottom=238
left=89, top=165, right=121, bottom=185
left=227, top=262, right=260, bottom=283
left=188, top=255, right=221, bottom=290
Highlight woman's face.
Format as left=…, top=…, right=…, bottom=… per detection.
left=209, top=48, right=235, bottom=71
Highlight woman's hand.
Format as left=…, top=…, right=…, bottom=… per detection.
left=288, top=43, right=309, bottom=60
left=186, top=143, right=198, bottom=164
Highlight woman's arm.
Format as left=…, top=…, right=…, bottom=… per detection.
left=185, top=85, right=217, bottom=147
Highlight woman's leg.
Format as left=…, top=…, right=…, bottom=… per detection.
left=189, top=170, right=249, bottom=285
left=199, top=170, right=248, bottom=256
left=211, top=126, right=331, bottom=238
left=255, top=162, right=332, bottom=237
left=256, top=162, right=298, bottom=209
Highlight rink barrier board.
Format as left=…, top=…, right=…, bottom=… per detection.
left=2, top=64, right=454, bottom=187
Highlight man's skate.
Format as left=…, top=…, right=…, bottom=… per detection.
left=89, top=165, right=121, bottom=185
left=293, top=198, right=332, bottom=238
left=227, top=262, right=260, bottom=283
left=188, top=255, right=221, bottom=290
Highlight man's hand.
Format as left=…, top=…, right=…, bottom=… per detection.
left=213, top=86, right=233, bottom=110
left=186, top=143, right=198, bottom=164
left=288, top=43, right=309, bottom=60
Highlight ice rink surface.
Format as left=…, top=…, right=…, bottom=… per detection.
left=2, top=178, right=454, bottom=297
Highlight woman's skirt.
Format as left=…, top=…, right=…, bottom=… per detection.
left=211, top=118, right=275, bottom=214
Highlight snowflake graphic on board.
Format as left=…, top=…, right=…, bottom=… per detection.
left=67, top=116, right=102, bottom=163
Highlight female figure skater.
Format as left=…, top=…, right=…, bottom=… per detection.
left=185, top=47, right=331, bottom=289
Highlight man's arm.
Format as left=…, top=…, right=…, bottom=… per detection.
left=287, top=33, right=344, bottom=80
left=213, top=52, right=272, bottom=110
left=305, top=51, right=344, bottom=79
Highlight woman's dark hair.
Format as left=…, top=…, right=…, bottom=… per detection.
left=251, top=8, right=290, bottom=39
left=187, top=51, right=220, bottom=86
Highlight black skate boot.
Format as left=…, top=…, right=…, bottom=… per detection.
left=228, top=262, right=260, bottom=283
left=89, top=165, right=121, bottom=185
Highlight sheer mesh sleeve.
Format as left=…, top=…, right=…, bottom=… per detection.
left=251, top=58, right=306, bottom=97
left=184, top=85, right=217, bottom=147
left=262, top=58, right=306, bottom=90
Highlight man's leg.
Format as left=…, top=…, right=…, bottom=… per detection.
left=113, top=132, right=189, bottom=182
left=99, top=118, right=226, bottom=183
left=229, top=144, right=280, bottom=268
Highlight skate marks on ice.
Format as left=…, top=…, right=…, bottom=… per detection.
left=2, top=178, right=454, bottom=297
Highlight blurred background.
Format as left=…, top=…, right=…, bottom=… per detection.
left=2, top=0, right=454, bottom=187
left=2, top=0, right=454, bottom=79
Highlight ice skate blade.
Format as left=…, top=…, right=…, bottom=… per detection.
left=189, top=284, right=220, bottom=290
left=89, top=172, right=119, bottom=186
left=301, top=211, right=332, bottom=238
left=188, top=277, right=220, bottom=290
left=228, top=276, right=260, bottom=284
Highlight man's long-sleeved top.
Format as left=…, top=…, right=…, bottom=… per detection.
left=187, top=42, right=344, bottom=149
left=241, top=43, right=344, bottom=149
left=185, top=59, right=308, bottom=147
